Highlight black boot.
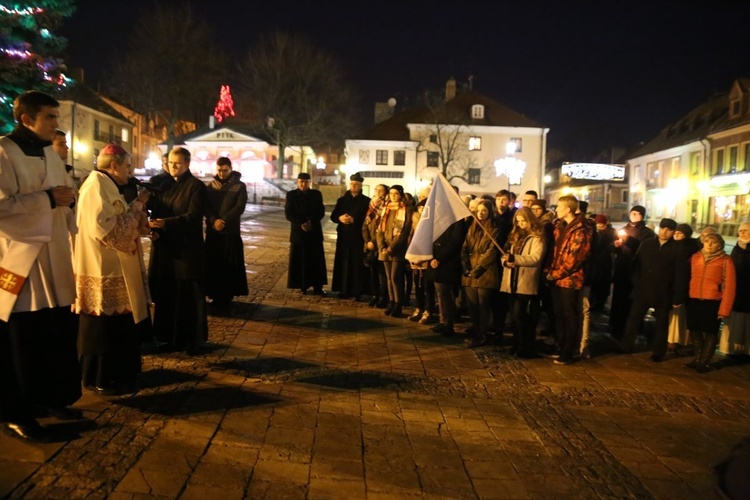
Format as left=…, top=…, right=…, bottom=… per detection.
left=384, top=301, right=394, bottom=316
left=390, top=304, right=403, bottom=318
left=686, top=331, right=703, bottom=369
left=696, top=332, right=718, bottom=373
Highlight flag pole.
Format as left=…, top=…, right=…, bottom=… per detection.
left=470, top=214, right=507, bottom=255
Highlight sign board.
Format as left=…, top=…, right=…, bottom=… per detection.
left=562, top=163, right=625, bottom=181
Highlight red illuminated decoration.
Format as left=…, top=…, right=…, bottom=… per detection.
left=213, top=85, right=236, bottom=124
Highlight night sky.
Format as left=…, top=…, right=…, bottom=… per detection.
left=59, top=0, right=750, bottom=160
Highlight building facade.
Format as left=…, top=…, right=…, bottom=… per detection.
left=345, top=80, right=548, bottom=198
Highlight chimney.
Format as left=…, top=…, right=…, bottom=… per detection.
left=445, top=78, right=456, bottom=101
left=374, top=102, right=395, bottom=124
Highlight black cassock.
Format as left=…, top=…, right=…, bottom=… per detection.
left=285, top=188, right=327, bottom=290
left=147, top=170, right=208, bottom=350
left=330, top=191, right=371, bottom=297
left=205, top=172, right=249, bottom=304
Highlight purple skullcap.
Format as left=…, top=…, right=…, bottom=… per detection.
left=100, top=144, right=128, bottom=156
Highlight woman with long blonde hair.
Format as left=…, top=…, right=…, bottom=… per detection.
left=500, top=207, right=545, bottom=358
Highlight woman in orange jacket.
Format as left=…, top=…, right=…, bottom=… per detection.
left=686, top=232, right=737, bottom=373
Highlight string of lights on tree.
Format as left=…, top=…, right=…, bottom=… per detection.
left=213, top=85, right=236, bottom=124
left=0, top=0, right=75, bottom=133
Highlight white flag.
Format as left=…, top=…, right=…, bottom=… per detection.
left=405, top=173, right=472, bottom=262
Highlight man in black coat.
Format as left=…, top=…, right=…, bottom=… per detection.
left=204, top=157, right=249, bottom=308
left=429, top=218, right=468, bottom=336
left=285, top=172, right=327, bottom=295
left=621, top=218, right=681, bottom=360
left=148, top=147, right=209, bottom=352
left=330, top=172, right=371, bottom=299
left=609, top=205, right=655, bottom=338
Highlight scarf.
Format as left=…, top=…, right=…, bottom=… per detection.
left=701, top=247, right=726, bottom=264
left=379, top=201, right=405, bottom=232
left=366, top=196, right=385, bottom=223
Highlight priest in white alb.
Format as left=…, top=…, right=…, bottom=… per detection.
left=0, top=91, right=81, bottom=443
left=74, top=144, right=151, bottom=396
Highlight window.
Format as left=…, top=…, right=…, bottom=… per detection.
left=468, top=136, right=482, bottom=151
left=427, top=151, right=439, bottom=167
left=731, top=100, right=741, bottom=117
left=743, top=143, right=750, bottom=172
left=429, top=134, right=437, bottom=144
left=729, top=145, right=738, bottom=173
left=358, top=150, right=370, bottom=164
left=714, top=149, right=725, bottom=175
left=622, top=190, right=629, bottom=204
left=121, top=128, right=129, bottom=143
left=393, top=150, right=406, bottom=166
left=108, top=125, right=114, bottom=142
left=690, top=152, right=701, bottom=176
left=375, top=150, right=388, bottom=165
left=510, top=137, right=522, bottom=153
left=358, top=170, right=404, bottom=179
left=468, top=168, right=481, bottom=184
left=471, top=104, right=485, bottom=119
left=94, top=120, right=100, bottom=140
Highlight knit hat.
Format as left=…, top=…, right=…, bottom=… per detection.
left=703, top=232, right=725, bottom=247
left=659, top=218, right=677, bottom=230
left=630, top=205, right=646, bottom=218
left=675, top=223, right=693, bottom=238
left=390, top=184, right=404, bottom=198
left=531, top=199, right=547, bottom=210
left=297, top=172, right=311, bottom=180
left=594, top=214, right=609, bottom=225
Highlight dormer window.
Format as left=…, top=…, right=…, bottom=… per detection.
left=471, top=104, right=485, bottom=119
left=731, top=99, right=741, bottom=118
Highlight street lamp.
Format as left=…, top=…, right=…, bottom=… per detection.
left=494, top=140, right=527, bottom=190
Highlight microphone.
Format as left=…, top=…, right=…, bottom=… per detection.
left=132, top=177, right=162, bottom=193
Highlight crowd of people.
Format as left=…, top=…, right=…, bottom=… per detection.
left=0, top=91, right=248, bottom=443
left=3, top=90, right=747, bottom=445
left=292, top=171, right=748, bottom=370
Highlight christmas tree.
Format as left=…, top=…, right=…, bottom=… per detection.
left=0, top=0, right=75, bottom=133
left=213, top=85, right=235, bottom=124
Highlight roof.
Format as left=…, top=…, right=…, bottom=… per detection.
left=629, top=93, right=728, bottom=158
left=358, top=89, right=545, bottom=141
left=57, top=84, right=131, bottom=123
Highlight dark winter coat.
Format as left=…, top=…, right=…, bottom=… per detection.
left=630, top=237, right=682, bottom=307
left=427, top=219, right=468, bottom=284
left=731, top=243, right=750, bottom=313
left=206, top=171, right=247, bottom=235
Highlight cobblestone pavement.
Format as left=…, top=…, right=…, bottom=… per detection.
left=1, top=205, right=749, bottom=499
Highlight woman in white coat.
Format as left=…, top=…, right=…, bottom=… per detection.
left=500, top=207, right=545, bottom=358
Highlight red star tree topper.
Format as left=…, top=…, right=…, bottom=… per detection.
left=213, top=85, right=235, bottom=123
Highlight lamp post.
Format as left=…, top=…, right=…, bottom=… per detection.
left=494, top=140, right=526, bottom=191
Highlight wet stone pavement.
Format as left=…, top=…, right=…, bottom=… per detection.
left=1, top=205, right=749, bottom=499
